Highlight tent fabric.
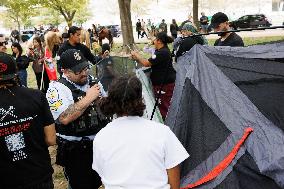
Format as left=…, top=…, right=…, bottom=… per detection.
left=166, top=44, right=284, bottom=188
left=181, top=128, right=253, bottom=189
left=197, top=41, right=284, bottom=59
left=136, top=68, right=164, bottom=123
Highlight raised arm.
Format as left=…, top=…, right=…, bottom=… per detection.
left=131, top=51, right=152, bottom=67
left=58, top=84, right=101, bottom=125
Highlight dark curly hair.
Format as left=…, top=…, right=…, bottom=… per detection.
left=99, top=75, right=146, bottom=117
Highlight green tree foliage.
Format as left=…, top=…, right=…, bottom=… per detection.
left=1, top=0, right=38, bottom=32
left=37, top=8, right=64, bottom=27
left=35, top=0, right=90, bottom=27
left=73, top=8, right=92, bottom=26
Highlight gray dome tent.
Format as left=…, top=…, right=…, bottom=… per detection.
left=166, top=43, right=284, bottom=189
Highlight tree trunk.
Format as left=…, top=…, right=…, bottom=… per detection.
left=67, top=19, right=73, bottom=27
left=16, top=17, right=21, bottom=42
left=193, top=0, right=199, bottom=28
left=17, top=21, right=21, bottom=34
left=118, top=0, right=134, bottom=51
left=59, top=7, right=75, bottom=27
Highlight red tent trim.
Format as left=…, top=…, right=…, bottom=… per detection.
left=181, top=127, right=253, bottom=189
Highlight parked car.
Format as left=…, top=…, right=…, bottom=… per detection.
left=21, top=29, right=34, bottom=42
left=105, top=25, right=121, bottom=37
left=230, top=14, right=272, bottom=30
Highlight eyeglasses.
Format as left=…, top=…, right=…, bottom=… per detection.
left=0, top=41, right=8, bottom=46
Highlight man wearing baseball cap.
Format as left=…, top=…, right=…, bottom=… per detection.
left=0, top=52, right=56, bottom=189
left=210, top=12, right=244, bottom=47
left=46, top=49, right=108, bottom=189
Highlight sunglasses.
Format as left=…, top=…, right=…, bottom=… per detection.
left=0, top=41, right=8, bottom=46
left=70, top=67, right=90, bottom=75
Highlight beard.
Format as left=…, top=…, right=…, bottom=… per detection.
left=74, top=76, right=88, bottom=86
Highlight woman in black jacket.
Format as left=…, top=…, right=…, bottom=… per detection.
left=11, top=42, right=30, bottom=87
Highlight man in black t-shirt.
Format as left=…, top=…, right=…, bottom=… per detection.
left=57, top=26, right=96, bottom=76
left=0, top=52, right=56, bottom=189
left=210, top=12, right=244, bottom=47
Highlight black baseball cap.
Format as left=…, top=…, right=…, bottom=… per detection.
left=210, top=12, right=229, bottom=29
left=60, top=49, right=90, bottom=73
left=68, top=26, right=81, bottom=36
left=0, top=52, right=17, bottom=81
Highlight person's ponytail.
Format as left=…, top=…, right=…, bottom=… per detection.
left=156, top=32, right=173, bottom=45
left=165, top=36, right=174, bottom=44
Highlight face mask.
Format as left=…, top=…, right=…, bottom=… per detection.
left=217, top=27, right=228, bottom=37
left=218, top=32, right=227, bottom=37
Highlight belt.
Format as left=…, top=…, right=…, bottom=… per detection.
left=56, top=133, right=96, bottom=141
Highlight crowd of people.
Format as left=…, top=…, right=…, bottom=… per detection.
left=0, top=11, right=246, bottom=189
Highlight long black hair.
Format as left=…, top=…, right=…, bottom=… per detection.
left=11, top=42, right=23, bottom=57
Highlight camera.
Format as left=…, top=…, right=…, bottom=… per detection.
left=88, top=75, right=98, bottom=87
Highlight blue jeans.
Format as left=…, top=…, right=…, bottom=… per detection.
left=18, top=69, right=27, bottom=87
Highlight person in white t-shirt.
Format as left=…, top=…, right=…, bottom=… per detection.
left=93, top=75, right=189, bottom=189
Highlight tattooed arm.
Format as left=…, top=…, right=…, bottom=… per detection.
left=58, top=84, right=101, bottom=125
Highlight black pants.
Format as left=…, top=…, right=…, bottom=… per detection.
left=35, top=70, right=49, bottom=93
left=62, top=139, right=102, bottom=189
left=137, top=30, right=141, bottom=39
left=141, top=31, right=147, bottom=38
left=28, top=178, right=54, bottom=189
left=15, top=177, right=54, bottom=189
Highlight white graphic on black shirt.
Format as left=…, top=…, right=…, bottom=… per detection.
left=0, top=106, right=17, bottom=121
left=5, top=132, right=27, bottom=161
left=0, top=106, right=34, bottom=161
